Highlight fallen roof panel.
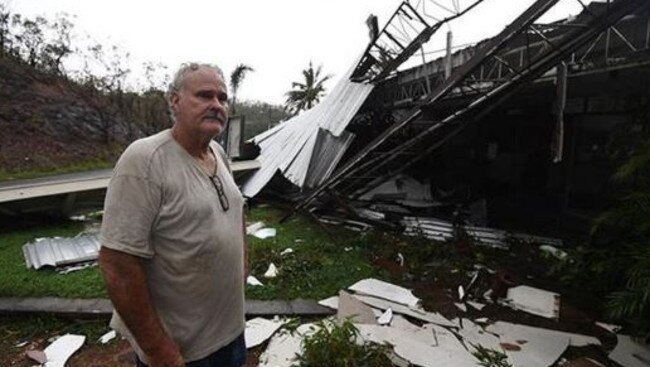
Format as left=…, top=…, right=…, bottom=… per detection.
left=22, top=234, right=100, bottom=269
left=242, top=56, right=374, bottom=197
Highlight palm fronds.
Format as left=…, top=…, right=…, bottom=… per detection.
left=284, top=61, right=331, bottom=116
left=229, top=63, right=254, bottom=114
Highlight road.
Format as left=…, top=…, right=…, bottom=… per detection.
left=0, top=160, right=260, bottom=215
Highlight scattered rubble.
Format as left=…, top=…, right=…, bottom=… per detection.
left=263, top=263, right=279, bottom=278
left=57, top=262, right=97, bottom=275
left=539, top=245, right=569, bottom=261
left=244, top=317, right=285, bottom=349
left=348, top=278, right=420, bottom=308
left=257, top=323, right=318, bottom=367
left=26, top=349, right=47, bottom=364
left=609, top=335, right=650, bottom=367
left=246, top=221, right=266, bottom=235
left=253, top=228, right=277, bottom=239
left=505, top=285, right=561, bottom=320
left=98, top=330, right=116, bottom=344
left=337, top=290, right=378, bottom=325
left=43, top=334, right=86, bottom=367
left=486, top=321, right=600, bottom=367
left=594, top=321, right=622, bottom=334
left=377, top=308, right=393, bottom=325
left=280, top=248, right=294, bottom=256
left=247, top=275, right=264, bottom=287
left=359, top=174, right=438, bottom=208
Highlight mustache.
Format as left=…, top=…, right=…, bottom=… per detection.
left=204, top=110, right=226, bottom=121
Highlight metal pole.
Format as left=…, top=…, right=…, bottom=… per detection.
left=605, top=27, right=611, bottom=61
left=445, top=31, right=453, bottom=79
left=421, top=46, right=432, bottom=94
left=605, top=0, right=612, bottom=61
left=646, top=14, right=650, bottom=48
left=553, top=62, right=568, bottom=163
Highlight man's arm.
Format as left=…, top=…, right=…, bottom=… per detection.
left=99, top=247, right=184, bottom=367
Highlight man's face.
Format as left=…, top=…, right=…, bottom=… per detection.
left=171, top=67, right=229, bottom=137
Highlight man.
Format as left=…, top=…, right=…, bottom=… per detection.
left=99, top=62, right=247, bottom=367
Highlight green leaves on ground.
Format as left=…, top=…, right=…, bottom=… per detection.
left=295, top=319, right=393, bottom=367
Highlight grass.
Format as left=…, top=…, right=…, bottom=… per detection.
left=0, top=206, right=387, bottom=301
left=0, top=158, right=114, bottom=182
left=0, top=219, right=106, bottom=298
left=245, top=206, right=387, bottom=300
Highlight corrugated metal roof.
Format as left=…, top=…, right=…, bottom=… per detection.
left=242, top=57, right=374, bottom=197
left=400, top=216, right=563, bottom=248
left=23, top=234, right=100, bottom=269
left=401, top=216, right=508, bottom=248
left=305, top=128, right=355, bottom=188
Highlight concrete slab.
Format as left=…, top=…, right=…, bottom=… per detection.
left=0, top=297, right=334, bottom=316
left=337, top=290, right=377, bottom=324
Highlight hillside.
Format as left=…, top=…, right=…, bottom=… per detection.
left=0, top=56, right=139, bottom=175
left=0, top=55, right=289, bottom=178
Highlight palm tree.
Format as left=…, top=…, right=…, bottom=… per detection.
left=229, top=63, right=254, bottom=115
left=284, top=61, right=331, bottom=115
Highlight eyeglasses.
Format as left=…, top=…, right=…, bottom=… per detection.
left=209, top=175, right=230, bottom=212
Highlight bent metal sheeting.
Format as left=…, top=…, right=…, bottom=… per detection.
left=241, top=58, right=374, bottom=197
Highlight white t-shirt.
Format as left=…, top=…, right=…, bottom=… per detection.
left=100, top=129, right=245, bottom=363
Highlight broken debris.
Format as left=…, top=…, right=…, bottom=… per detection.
left=337, top=290, right=377, bottom=325
left=23, top=234, right=100, bottom=270
left=26, top=349, right=48, bottom=364
left=353, top=294, right=456, bottom=328
left=247, top=275, right=264, bottom=287
left=280, top=248, right=294, bottom=256
left=245, top=317, right=285, bottom=349
left=467, top=301, right=486, bottom=311
left=57, top=262, right=97, bottom=275
left=348, top=278, right=420, bottom=308
left=43, top=334, right=86, bottom=367
left=246, top=221, right=265, bottom=235
left=505, top=285, right=561, bottom=320
left=98, top=330, right=116, bottom=344
left=257, top=323, right=318, bottom=367
left=377, top=308, right=393, bottom=325
left=263, top=263, right=279, bottom=278
left=253, top=228, right=277, bottom=239
left=539, top=245, right=568, bottom=260
left=357, top=323, right=479, bottom=367
left=609, top=335, right=650, bottom=367
left=486, top=321, right=600, bottom=367
left=594, top=321, right=622, bottom=334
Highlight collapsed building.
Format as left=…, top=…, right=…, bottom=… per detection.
left=242, top=0, right=650, bottom=236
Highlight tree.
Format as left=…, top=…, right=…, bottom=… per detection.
left=229, top=63, right=253, bottom=115
left=40, top=12, right=74, bottom=75
left=16, top=16, right=47, bottom=67
left=0, top=2, right=10, bottom=57
left=284, top=61, right=331, bottom=116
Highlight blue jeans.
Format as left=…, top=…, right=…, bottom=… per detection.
left=136, top=333, right=246, bottom=367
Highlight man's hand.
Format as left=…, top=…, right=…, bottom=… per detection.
left=147, top=337, right=185, bottom=367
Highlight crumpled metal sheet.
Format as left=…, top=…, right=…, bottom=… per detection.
left=241, top=55, right=374, bottom=198
left=22, top=234, right=100, bottom=270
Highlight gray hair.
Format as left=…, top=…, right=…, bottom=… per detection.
left=166, top=62, right=225, bottom=121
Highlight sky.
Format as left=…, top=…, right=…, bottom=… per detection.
left=9, top=0, right=593, bottom=105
